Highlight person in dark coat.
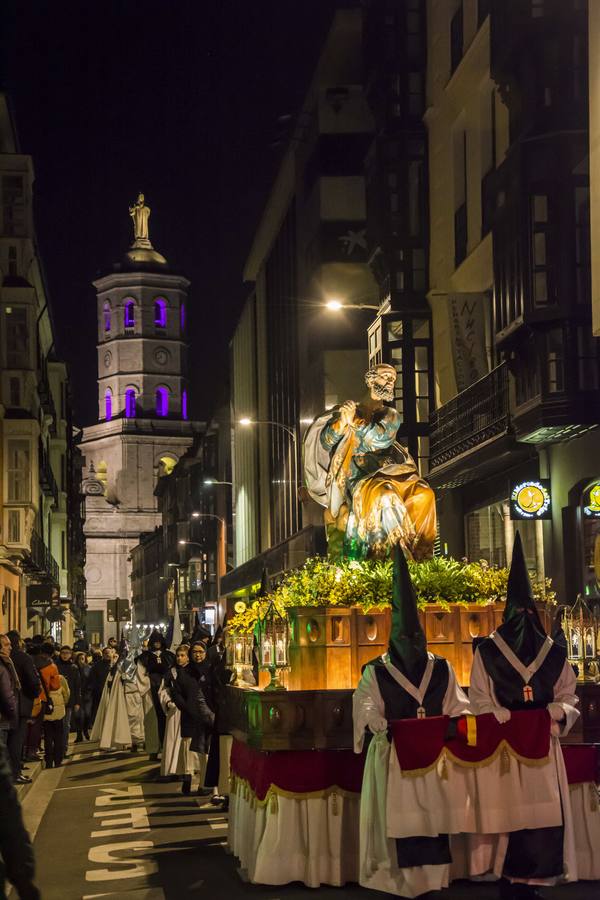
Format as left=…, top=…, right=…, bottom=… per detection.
left=87, top=647, right=114, bottom=724
left=0, top=637, right=18, bottom=751
left=5, top=632, right=40, bottom=784
left=0, top=731, right=41, bottom=899
left=73, top=652, right=92, bottom=741
left=170, top=641, right=214, bottom=794
left=136, top=630, right=176, bottom=750
left=204, top=625, right=235, bottom=807
left=56, top=646, right=81, bottom=756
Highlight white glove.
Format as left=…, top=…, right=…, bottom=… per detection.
left=547, top=702, right=566, bottom=723
left=492, top=707, right=511, bottom=724
left=367, top=714, right=388, bottom=735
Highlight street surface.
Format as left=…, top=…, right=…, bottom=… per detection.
left=14, top=743, right=600, bottom=899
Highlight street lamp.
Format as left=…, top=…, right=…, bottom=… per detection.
left=325, top=298, right=380, bottom=312
left=203, top=478, right=233, bottom=486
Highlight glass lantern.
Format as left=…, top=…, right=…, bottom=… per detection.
left=257, top=600, right=289, bottom=692
left=565, top=594, right=599, bottom=682
left=226, top=630, right=255, bottom=687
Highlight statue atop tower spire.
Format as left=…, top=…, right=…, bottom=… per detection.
left=129, top=193, right=152, bottom=248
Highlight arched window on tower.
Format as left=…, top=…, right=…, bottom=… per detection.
left=154, top=297, right=167, bottom=328
left=105, top=389, right=113, bottom=421
left=182, top=389, right=188, bottom=420
left=180, top=303, right=186, bottom=331
left=103, top=302, right=111, bottom=333
left=155, top=386, right=168, bottom=417
left=124, top=299, right=135, bottom=329
left=125, top=388, right=137, bottom=418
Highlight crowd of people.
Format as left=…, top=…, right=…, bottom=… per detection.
left=0, top=620, right=233, bottom=898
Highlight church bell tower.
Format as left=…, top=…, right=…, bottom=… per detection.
left=80, top=195, right=199, bottom=643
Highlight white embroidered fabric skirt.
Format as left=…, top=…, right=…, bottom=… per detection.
left=228, top=789, right=360, bottom=887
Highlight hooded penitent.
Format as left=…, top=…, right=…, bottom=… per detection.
left=388, top=543, right=428, bottom=682
left=497, top=531, right=547, bottom=664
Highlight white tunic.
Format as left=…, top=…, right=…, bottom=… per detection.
left=468, top=645, right=580, bottom=887
left=353, top=653, right=470, bottom=898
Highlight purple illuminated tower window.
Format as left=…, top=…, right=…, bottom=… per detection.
left=154, top=298, right=167, bottom=327
left=105, top=389, right=112, bottom=421
left=125, top=388, right=136, bottom=418
left=124, top=299, right=135, bottom=328
left=182, top=389, right=188, bottom=420
left=103, top=302, right=111, bottom=332
left=155, top=386, right=168, bottom=417
left=180, top=303, right=185, bottom=330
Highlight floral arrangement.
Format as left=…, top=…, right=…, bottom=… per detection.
left=227, top=555, right=556, bottom=636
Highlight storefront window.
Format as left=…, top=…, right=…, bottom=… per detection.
left=465, top=501, right=538, bottom=570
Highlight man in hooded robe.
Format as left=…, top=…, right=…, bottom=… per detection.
left=135, top=630, right=176, bottom=756
left=353, top=545, right=470, bottom=897
left=469, top=533, right=579, bottom=899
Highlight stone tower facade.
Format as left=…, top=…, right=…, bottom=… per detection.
left=80, top=196, right=199, bottom=643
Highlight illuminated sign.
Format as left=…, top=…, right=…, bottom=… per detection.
left=583, top=482, right=600, bottom=518
left=510, top=480, right=551, bottom=520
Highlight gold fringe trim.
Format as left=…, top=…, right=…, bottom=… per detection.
left=466, top=715, right=477, bottom=747
left=397, top=739, right=550, bottom=779
left=230, top=772, right=360, bottom=810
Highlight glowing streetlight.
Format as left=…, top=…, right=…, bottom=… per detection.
left=203, top=478, right=232, bottom=486
left=324, top=298, right=380, bottom=312
left=239, top=417, right=253, bottom=426
left=325, top=298, right=344, bottom=311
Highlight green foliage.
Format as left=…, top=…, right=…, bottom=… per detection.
left=227, top=554, right=555, bottom=634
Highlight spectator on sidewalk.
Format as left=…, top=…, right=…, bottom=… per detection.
left=43, top=672, right=70, bottom=769
left=73, top=652, right=92, bottom=741
left=56, top=646, right=81, bottom=755
left=27, top=643, right=61, bottom=762
left=5, top=632, right=40, bottom=785
left=0, top=732, right=41, bottom=899
left=0, top=636, right=18, bottom=753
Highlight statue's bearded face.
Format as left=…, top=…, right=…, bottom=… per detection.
left=365, top=366, right=396, bottom=402
left=137, top=193, right=144, bottom=204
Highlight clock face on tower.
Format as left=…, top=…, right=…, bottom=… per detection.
left=154, top=347, right=170, bottom=366
left=103, top=351, right=112, bottom=368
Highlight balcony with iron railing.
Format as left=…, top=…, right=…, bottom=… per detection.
left=429, top=363, right=510, bottom=473
left=26, top=528, right=60, bottom=584
left=39, top=439, right=59, bottom=504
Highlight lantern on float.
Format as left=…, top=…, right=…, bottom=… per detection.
left=226, top=609, right=255, bottom=686
left=257, top=598, right=289, bottom=691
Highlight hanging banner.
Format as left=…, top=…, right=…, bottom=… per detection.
left=448, top=293, right=490, bottom=391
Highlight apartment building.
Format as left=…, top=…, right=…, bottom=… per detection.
left=423, top=0, right=599, bottom=605
left=0, top=93, right=85, bottom=640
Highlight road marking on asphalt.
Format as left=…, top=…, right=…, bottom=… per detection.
left=86, top=841, right=159, bottom=881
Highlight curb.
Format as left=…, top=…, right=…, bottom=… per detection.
left=16, top=759, right=43, bottom=802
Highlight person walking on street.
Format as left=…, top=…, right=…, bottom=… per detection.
left=170, top=640, right=214, bottom=795
left=56, top=646, right=81, bottom=755
left=87, top=647, right=114, bottom=725
left=74, top=652, right=92, bottom=741
left=5, top=632, right=40, bottom=785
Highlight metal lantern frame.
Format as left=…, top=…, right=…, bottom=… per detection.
left=226, top=629, right=255, bottom=686
left=257, top=598, right=290, bottom=692
left=565, top=594, right=599, bottom=682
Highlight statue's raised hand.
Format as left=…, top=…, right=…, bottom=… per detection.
left=339, top=400, right=357, bottom=428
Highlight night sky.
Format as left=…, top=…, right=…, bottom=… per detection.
left=1, top=0, right=335, bottom=424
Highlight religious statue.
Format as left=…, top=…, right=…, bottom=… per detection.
left=129, top=193, right=151, bottom=246
left=303, top=363, right=437, bottom=561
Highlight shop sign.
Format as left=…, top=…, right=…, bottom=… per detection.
left=510, top=480, right=551, bottom=520
left=583, top=482, right=600, bottom=518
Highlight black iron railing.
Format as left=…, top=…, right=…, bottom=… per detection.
left=29, top=528, right=60, bottom=583
left=429, top=363, right=510, bottom=470
left=39, top=440, right=59, bottom=503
